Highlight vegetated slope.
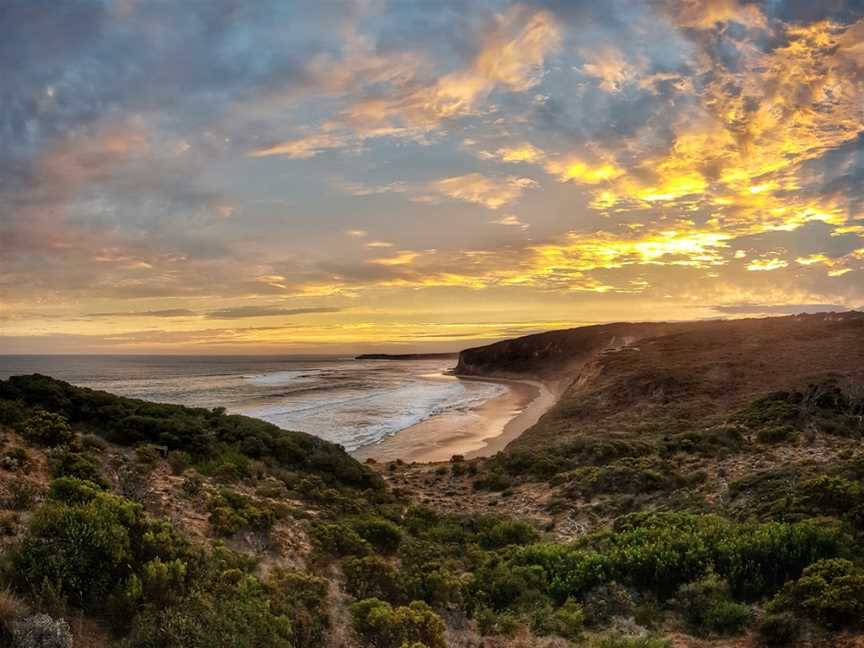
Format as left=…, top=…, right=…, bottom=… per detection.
left=457, top=312, right=864, bottom=446
left=512, top=312, right=864, bottom=452
left=3, top=313, right=864, bottom=648
left=456, top=321, right=675, bottom=382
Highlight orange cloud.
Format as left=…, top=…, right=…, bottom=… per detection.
left=425, top=173, right=538, bottom=210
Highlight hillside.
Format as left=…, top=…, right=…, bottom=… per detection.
left=1, top=313, right=864, bottom=647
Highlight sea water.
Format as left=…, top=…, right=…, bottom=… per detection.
left=0, top=355, right=506, bottom=451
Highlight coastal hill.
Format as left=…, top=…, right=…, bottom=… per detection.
left=1, top=312, right=864, bottom=647
left=456, top=312, right=864, bottom=451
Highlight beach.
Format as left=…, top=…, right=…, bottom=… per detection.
left=351, top=375, right=556, bottom=463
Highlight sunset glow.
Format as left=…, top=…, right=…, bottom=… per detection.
left=2, top=1, right=862, bottom=353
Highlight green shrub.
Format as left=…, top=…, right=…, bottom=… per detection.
left=50, top=450, right=109, bottom=489
left=312, top=523, right=370, bottom=557
left=167, top=450, right=192, bottom=475
left=47, top=476, right=102, bottom=505
left=343, top=555, right=404, bottom=602
left=6, top=478, right=42, bottom=510
left=478, top=519, right=539, bottom=549
left=351, top=598, right=446, bottom=648
left=352, top=516, right=403, bottom=553
left=475, top=606, right=519, bottom=637
left=207, top=490, right=276, bottom=536
left=266, top=568, right=329, bottom=648
left=0, top=399, right=25, bottom=427
left=756, top=425, right=797, bottom=443
left=591, top=635, right=669, bottom=648
left=756, top=611, right=800, bottom=646
left=677, top=574, right=750, bottom=636
left=581, top=583, right=635, bottom=626
left=11, top=486, right=195, bottom=613
left=80, top=433, right=109, bottom=451
left=531, top=598, right=584, bottom=640
left=770, top=558, right=864, bottom=628
left=135, top=444, right=162, bottom=466
left=475, top=513, right=845, bottom=610
left=20, top=411, right=73, bottom=447
left=124, top=574, right=293, bottom=648
left=473, top=471, right=512, bottom=492
left=1, top=446, right=30, bottom=472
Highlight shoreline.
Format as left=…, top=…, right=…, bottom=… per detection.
left=351, top=374, right=556, bottom=464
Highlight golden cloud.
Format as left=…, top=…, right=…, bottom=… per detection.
left=426, top=173, right=538, bottom=210
left=248, top=132, right=348, bottom=159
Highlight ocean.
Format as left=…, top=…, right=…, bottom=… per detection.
left=0, top=355, right=507, bottom=451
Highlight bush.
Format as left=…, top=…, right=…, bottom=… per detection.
left=352, top=516, right=403, bottom=553
left=591, top=635, right=669, bottom=648
left=0, top=400, right=25, bottom=427
left=351, top=598, right=446, bottom=648
left=80, top=433, right=109, bottom=451
left=312, top=523, right=370, bottom=557
left=478, top=519, right=539, bottom=550
left=124, top=574, right=292, bottom=648
left=6, top=479, right=42, bottom=510
left=20, top=411, right=73, bottom=447
left=266, top=568, right=330, bottom=648
left=756, top=425, right=797, bottom=443
left=472, top=513, right=845, bottom=612
left=581, top=583, right=635, bottom=626
left=11, top=486, right=195, bottom=613
left=11, top=614, right=72, bottom=648
left=207, top=490, right=276, bottom=536
left=475, top=607, right=519, bottom=637
left=756, top=611, right=800, bottom=646
left=473, top=471, right=511, bottom=492
left=1, top=447, right=30, bottom=472
left=135, top=444, right=162, bottom=466
left=677, top=574, right=750, bottom=636
left=343, top=555, right=404, bottom=602
left=532, top=598, right=584, bottom=640
left=50, top=450, right=109, bottom=489
left=167, top=450, right=192, bottom=475
left=771, top=558, right=864, bottom=628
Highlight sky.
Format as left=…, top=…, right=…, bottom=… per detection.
left=1, top=0, right=863, bottom=354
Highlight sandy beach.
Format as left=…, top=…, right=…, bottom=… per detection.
left=351, top=374, right=556, bottom=464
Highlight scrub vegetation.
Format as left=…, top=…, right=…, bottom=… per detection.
left=1, top=313, right=864, bottom=646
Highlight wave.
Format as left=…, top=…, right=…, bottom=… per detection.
left=244, top=378, right=507, bottom=450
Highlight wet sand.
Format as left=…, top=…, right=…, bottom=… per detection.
left=351, top=375, right=556, bottom=464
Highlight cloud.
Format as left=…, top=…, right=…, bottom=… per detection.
left=3, top=2, right=864, bottom=351
left=746, top=258, right=789, bottom=272
left=367, top=251, right=424, bottom=266
left=205, top=306, right=343, bottom=319
left=489, top=214, right=530, bottom=230
left=248, top=132, right=350, bottom=159
left=580, top=46, right=641, bottom=92
left=86, top=309, right=196, bottom=318
left=424, top=173, right=538, bottom=210
left=300, top=6, right=562, bottom=147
